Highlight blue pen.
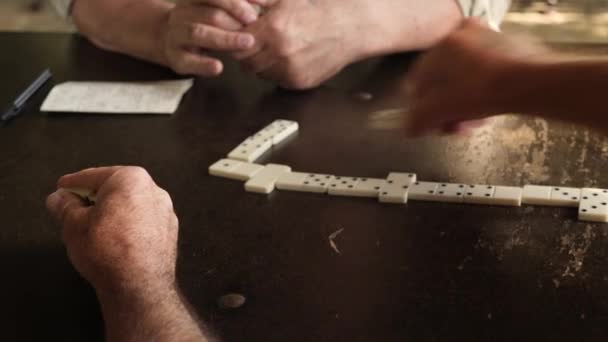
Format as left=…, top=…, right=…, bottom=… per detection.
left=2, top=69, right=52, bottom=122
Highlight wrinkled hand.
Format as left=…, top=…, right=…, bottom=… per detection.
left=46, top=166, right=179, bottom=298
left=233, top=0, right=374, bottom=89
left=405, top=19, right=551, bottom=136
left=163, top=0, right=260, bottom=76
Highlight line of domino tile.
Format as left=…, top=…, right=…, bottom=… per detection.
left=226, top=119, right=299, bottom=162
left=209, top=160, right=608, bottom=223
left=213, top=120, right=608, bottom=223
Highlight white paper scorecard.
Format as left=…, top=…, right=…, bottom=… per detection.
left=40, top=79, right=194, bottom=114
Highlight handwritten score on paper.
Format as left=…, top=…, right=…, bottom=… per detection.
left=41, top=79, right=194, bottom=114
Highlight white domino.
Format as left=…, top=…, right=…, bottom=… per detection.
left=228, top=136, right=273, bottom=162
left=463, top=184, right=495, bottom=204
left=378, top=172, right=417, bottom=204
left=408, top=181, right=440, bottom=201
left=252, top=119, right=299, bottom=145
left=268, top=120, right=299, bottom=145
left=209, top=159, right=264, bottom=181
left=522, top=185, right=581, bottom=207
left=275, top=172, right=307, bottom=190
left=328, top=177, right=360, bottom=196
left=245, top=164, right=291, bottom=194
left=63, top=187, right=97, bottom=204
left=579, top=188, right=608, bottom=222
left=276, top=172, right=334, bottom=193
left=489, top=186, right=522, bottom=206
left=549, top=186, right=581, bottom=207
left=522, top=185, right=552, bottom=205
left=351, top=177, right=386, bottom=197
left=213, top=120, right=602, bottom=223
left=434, top=183, right=466, bottom=203
left=328, top=177, right=385, bottom=197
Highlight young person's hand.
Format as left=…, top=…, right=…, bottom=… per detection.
left=405, top=19, right=551, bottom=136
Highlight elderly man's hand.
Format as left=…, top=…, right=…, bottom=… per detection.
left=163, top=0, right=260, bottom=76
left=234, top=0, right=462, bottom=90
left=232, top=0, right=365, bottom=89
left=404, top=19, right=552, bottom=136
left=46, top=166, right=179, bottom=298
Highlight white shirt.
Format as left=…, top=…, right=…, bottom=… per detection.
left=48, top=0, right=510, bottom=32
left=49, top=0, right=73, bottom=19
left=457, top=0, right=511, bottom=30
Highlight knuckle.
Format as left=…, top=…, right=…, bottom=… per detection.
left=189, top=23, right=207, bottom=41
left=207, top=10, right=225, bottom=26
left=158, top=189, right=174, bottom=207
left=231, top=2, right=248, bottom=18
left=218, top=32, right=234, bottom=47
left=121, top=166, right=152, bottom=183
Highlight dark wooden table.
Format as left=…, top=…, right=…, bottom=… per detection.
left=4, top=32, right=608, bottom=341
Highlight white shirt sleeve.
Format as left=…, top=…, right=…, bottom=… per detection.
left=457, top=0, right=511, bottom=30
left=49, top=0, right=73, bottom=19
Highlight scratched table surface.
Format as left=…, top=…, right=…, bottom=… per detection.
left=3, top=32, right=608, bottom=341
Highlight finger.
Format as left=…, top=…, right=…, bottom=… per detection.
left=232, top=41, right=264, bottom=60
left=46, top=189, right=90, bottom=230
left=184, top=23, right=255, bottom=51
left=198, top=6, right=243, bottom=31
left=248, top=0, right=280, bottom=7
left=183, top=0, right=259, bottom=24
left=173, top=52, right=224, bottom=76
left=240, top=48, right=277, bottom=73
left=58, top=166, right=123, bottom=193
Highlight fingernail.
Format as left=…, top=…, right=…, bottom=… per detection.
left=243, top=11, right=258, bottom=24
left=238, top=34, right=255, bottom=48
left=211, top=61, right=223, bottom=75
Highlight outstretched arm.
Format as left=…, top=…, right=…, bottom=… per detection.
left=404, top=18, right=608, bottom=136
left=46, top=166, right=213, bottom=341
left=501, top=59, right=608, bottom=132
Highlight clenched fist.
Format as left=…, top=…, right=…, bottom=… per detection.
left=46, top=166, right=179, bottom=297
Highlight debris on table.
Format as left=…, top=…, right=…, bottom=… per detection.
left=354, top=91, right=374, bottom=101
left=329, top=228, right=345, bottom=254
left=218, top=293, right=246, bottom=309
